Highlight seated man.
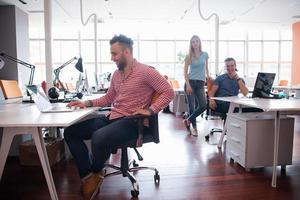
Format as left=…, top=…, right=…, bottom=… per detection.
left=208, top=57, right=248, bottom=114
left=64, top=34, right=174, bottom=200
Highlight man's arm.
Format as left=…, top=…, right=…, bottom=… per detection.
left=208, top=84, right=219, bottom=110
left=236, top=77, right=249, bottom=96
left=145, top=68, right=175, bottom=114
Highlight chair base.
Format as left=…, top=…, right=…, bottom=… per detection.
left=205, top=128, right=223, bottom=141
left=104, top=160, right=160, bottom=197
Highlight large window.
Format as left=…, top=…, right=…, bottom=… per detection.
left=29, top=26, right=292, bottom=88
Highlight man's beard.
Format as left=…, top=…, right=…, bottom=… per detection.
left=117, top=55, right=127, bottom=71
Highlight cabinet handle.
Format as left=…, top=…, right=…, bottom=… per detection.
left=230, top=137, right=241, bottom=143
left=230, top=151, right=240, bottom=158
left=230, top=123, right=241, bottom=128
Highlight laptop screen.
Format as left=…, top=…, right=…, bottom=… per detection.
left=252, top=72, right=276, bottom=98
left=27, top=86, right=52, bottom=111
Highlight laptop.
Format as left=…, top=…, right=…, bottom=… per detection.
left=27, top=86, right=75, bottom=113
left=252, top=72, right=279, bottom=99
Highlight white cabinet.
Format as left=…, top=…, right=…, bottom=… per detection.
left=226, top=112, right=294, bottom=170
left=169, top=91, right=188, bottom=116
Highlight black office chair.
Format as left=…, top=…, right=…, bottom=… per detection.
left=104, top=112, right=160, bottom=197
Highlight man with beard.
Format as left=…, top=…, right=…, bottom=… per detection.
left=208, top=57, right=249, bottom=114
left=64, top=34, right=174, bottom=200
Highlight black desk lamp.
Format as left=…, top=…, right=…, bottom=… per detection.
left=0, top=52, right=35, bottom=86
left=53, top=57, right=83, bottom=91
left=0, top=52, right=36, bottom=102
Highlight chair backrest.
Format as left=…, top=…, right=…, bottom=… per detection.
left=0, top=80, right=22, bottom=99
left=116, top=93, right=160, bottom=149
left=278, top=79, right=288, bottom=86
left=169, top=80, right=180, bottom=89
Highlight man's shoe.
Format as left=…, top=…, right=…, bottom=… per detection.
left=82, top=172, right=104, bottom=200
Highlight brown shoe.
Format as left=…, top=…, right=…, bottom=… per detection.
left=82, top=172, right=104, bottom=200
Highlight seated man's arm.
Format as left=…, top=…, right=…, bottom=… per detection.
left=208, top=84, right=218, bottom=110
left=237, top=78, right=249, bottom=96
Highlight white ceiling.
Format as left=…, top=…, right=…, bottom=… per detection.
left=0, top=0, right=300, bottom=30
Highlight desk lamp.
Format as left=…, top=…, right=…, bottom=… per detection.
left=53, top=57, right=83, bottom=91
left=0, top=52, right=36, bottom=102
left=0, top=52, right=35, bottom=86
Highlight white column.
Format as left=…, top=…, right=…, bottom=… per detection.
left=44, top=0, right=53, bottom=91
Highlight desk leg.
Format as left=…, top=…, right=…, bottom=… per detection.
left=217, top=102, right=237, bottom=149
left=32, top=128, right=58, bottom=200
left=0, top=128, right=15, bottom=179
left=0, top=127, right=58, bottom=199
left=272, top=111, right=280, bottom=188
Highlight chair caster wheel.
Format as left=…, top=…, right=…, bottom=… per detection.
left=205, top=135, right=209, bottom=141
left=131, top=189, right=139, bottom=197
left=133, top=160, right=139, bottom=167
left=154, top=173, right=160, bottom=184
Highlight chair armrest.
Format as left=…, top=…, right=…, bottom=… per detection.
left=98, top=106, right=111, bottom=111
left=123, top=114, right=150, bottom=120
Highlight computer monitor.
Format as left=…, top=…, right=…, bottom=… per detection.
left=252, top=72, right=276, bottom=98
left=75, top=73, right=84, bottom=93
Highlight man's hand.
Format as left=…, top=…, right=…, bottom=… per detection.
left=66, top=101, right=86, bottom=109
left=132, top=109, right=152, bottom=116
left=209, top=99, right=217, bottom=110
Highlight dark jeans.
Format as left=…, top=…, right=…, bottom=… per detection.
left=64, top=114, right=139, bottom=178
left=185, top=80, right=206, bottom=128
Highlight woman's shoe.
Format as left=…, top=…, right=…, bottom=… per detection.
left=183, top=119, right=191, bottom=132
left=191, top=128, right=198, bottom=137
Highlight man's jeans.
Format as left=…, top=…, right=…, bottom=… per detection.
left=64, top=114, right=139, bottom=178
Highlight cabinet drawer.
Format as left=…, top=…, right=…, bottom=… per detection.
left=227, top=117, right=246, bottom=136
left=227, top=141, right=246, bottom=167
left=227, top=130, right=246, bottom=150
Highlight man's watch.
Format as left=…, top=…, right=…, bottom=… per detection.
left=85, top=100, right=93, bottom=107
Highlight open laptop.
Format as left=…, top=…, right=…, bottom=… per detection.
left=27, top=86, right=74, bottom=113
left=252, top=72, right=279, bottom=99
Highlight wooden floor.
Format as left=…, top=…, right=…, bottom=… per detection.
left=1, top=112, right=300, bottom=200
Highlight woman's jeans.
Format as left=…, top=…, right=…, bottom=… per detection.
left=185, top=80, right=207, bottom=128
left=64, top=114, right=139, bottom=178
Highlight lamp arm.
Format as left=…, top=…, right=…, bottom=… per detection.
left=54, top=57, right=77, bottom=73
left=53, top=57, right=77, bottom=91
left=29, top=67, right=35, bottom=85
left=0, top=52, right=36, bottom=85
left=0, top=52, right=35, bottom=70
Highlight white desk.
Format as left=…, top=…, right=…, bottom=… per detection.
left=0, top=103, right=98, bottom=200
left=213, top=96, right=300, bottom=188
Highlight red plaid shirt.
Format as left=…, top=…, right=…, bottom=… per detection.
left=92, top=60, right=174, bottom=119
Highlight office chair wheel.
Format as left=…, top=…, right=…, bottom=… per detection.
left=154, top=172, right=160, bottom=184
left=131, top=189, right=139, bottom=197
left=205, top=134, right=210, bottom=141
left=133, top=160, right=139, bottom=167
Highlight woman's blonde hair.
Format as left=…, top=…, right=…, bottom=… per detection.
left=187, top=35, right=202, bottom=63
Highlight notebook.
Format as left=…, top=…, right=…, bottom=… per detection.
left=27, top=86, right=74, bottom=113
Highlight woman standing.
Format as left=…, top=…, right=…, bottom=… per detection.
left=183, top=35, right=210, bottom=136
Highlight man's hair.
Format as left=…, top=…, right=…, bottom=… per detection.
left=110, top=34, right=133, bottom=53
left=224, top=57, right=236, bottom=65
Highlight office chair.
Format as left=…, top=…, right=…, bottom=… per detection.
left=104, top=97, right=160, bottom=197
